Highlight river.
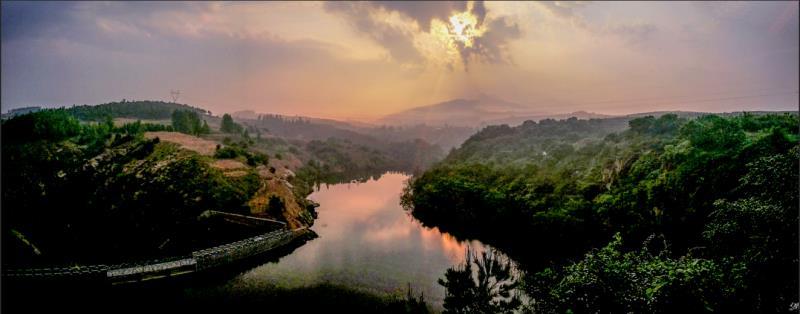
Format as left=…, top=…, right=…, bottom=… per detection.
left=6, top=172, right=489, bottom=312
left=222, top=172, right=487, bottom=308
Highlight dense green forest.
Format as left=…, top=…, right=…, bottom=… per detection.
left=65, top=100, right=209, bottom=121
left=404, top=113, right=799, bottom=312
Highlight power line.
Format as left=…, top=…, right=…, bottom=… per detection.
left=170, top=90, right=181, bottom=103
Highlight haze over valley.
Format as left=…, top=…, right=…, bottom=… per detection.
left=1, top=1, right=798, bottom=313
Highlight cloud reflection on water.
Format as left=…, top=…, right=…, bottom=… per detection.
left=235, top=172, right=486, bottom=308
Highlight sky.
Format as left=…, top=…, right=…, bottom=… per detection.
left=1, top=1, right=798, bottom=120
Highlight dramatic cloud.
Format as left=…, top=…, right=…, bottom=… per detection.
left=324, top=1, right=522, bottom=68
left=367, top=1, right=469, bottom=31
left=323, top=2, right=424, bottom=63
left=458, top=17, right=520, bottom=67
left=534, top=1, right=592, bottom=28
left=1, top=1, right=797, bottom=118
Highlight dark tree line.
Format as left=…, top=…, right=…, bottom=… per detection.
left=66, top=100, right=208, bottom=121
left=171, top=109, right=210, bottom=135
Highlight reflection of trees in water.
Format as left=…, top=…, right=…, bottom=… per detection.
left=439, top=247, right=522, bottom=313
left=314, top=170, right=411, bottom=190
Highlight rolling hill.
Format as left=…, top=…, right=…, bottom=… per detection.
left=378, top=94, right=611, bottom=127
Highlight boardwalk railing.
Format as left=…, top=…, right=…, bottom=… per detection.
left=4, top=264, right=109, bottom=279
left=106, top=258, right=196, bottom=281
left=4, top=228, right=307, bottom=282
left=193, top=229, right=295, bottom=271
left=205, top=210, right=287, bottom=228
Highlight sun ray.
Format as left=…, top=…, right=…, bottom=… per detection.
left=447, top=10, right=486, bottom=48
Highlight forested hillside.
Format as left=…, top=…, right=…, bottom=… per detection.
left=1, top=109, right=312, bottom=265
left=65, top=100, right=209, bottom=121
left=19, top=101, right=447, bottom=186
left=238, top=114, right=445, bottom=176
left=365, top=124, right=476, bottom=151
left=403, top=113, right=799, bottom=312
left=1, top=101, right=448, bottom=267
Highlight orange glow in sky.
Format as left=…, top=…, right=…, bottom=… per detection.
left=1, top=1, right=797, bottom=119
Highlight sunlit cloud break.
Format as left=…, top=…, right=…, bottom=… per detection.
left=1, top=1, right=797, bottom=119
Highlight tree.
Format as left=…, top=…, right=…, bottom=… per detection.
left=439, top=247, right=520, bottom=313
left=408, top=113, right=798, bottom=312
left=220, top=113, right=242, bottom=133
left=171, top=109, right=206, bottom=135
left=66, top=100, right=206, bottom=121
left=268, top=195, right=285, bottom=219
left=201, top=120, right=211, bottom=134
left=1, top=109, right=83, bottom=143
left=702, top=146, right=799, bottom=312
left=527, top=233, right=734, bottom=313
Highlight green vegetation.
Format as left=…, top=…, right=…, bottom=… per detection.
left=220, top=113, right=244, bottom=133
left=251, top=114, right=445, bottom=172
left=287, top=137, right=443, bottom=196
left=116, top=119, right=174, bottom=134
left=171, top=109, right=210, bottom=135
left=65, top=100, right=208, bottom=121
left=268, top=195, right=286, bottom=219
left=2, top=109, right=263, bottom=265
left=405, top=113, right=799, bottom=312
left=214, top=139, right=270, bottom=166
left=439, top=248, right=520, bottom=314
left=305, top=138, right=394, bottom=176
left=527, top=233, right=736, bottom=313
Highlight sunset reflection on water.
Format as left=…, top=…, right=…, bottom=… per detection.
left=233, top=172, right=486, bottom=308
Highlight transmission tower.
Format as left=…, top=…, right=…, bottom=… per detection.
left=170, top=90, right=181, bottom=103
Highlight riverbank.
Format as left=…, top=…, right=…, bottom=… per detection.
left=2, top=231, right=431, bottom=314
left=223, top=172, right=487, bottom=311
left=3, top=280, right=429, bottom=314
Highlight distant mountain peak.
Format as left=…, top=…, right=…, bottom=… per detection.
left=379, top=96, right=547, bottom=127
left=474, top=92, right=496, bottom=101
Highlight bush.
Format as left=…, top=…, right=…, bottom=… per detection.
left=214, top=146, right=241, bottom=159
left=171, top=110, right=208, bottom=135
left=2, top=109, right=82, bottom=143
left=214, top=142, right=269, bottom=167
left=527, top=233, right=736, bottom=313
left=246, top=152, right=269, bottom=167
left=268, top=195, right=285, bottom=219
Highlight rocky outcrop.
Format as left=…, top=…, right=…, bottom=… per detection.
left=248, top=165, right=314, bottom=229
left=138, top=132, right=317, bottom=230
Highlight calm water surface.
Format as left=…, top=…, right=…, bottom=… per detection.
left=226, top=172, right=486, bottom=307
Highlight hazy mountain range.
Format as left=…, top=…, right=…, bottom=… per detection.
left=232, top=95, right=796, bottom=149
left=377, top=94, right=609, bottom=127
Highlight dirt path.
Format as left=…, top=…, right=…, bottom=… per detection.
left=145, top=132, right=218, bottom=156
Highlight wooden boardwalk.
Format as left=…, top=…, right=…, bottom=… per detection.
left=4, top=228, right=308, bottom=283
